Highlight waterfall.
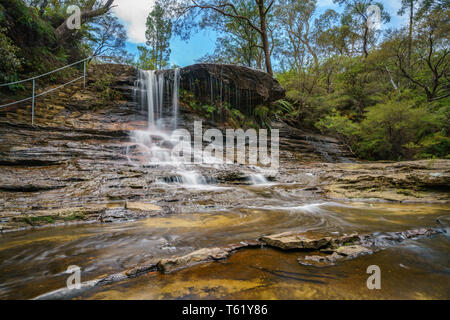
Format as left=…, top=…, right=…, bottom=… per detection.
left=135, top=69, right=174, bottom=129
left=249, top=174, right=269, bottom=185
left=158, top=73, right=164, bottom=120
left=129, top=67, right=225, bottom=187
left=178, top=172, right=208, bottom=185
left=210, top=75, right=213, bottom=105
left=146, top=70, right=156, bottom=127
left=172, top=68, right=180, bottom=129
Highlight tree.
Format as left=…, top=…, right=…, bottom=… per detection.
left=86, top=13, right=127, bottom=59
left=358, top=100, right=439, bottom=159
left=145, top=1, right=173, bottom=70
left=276, top=0, right=319, bottom=69
left=18, top=1, right=120, bottom=49
left=24, top=0, right=49, bottom=16
left=397, top=0, right=419, bottom=69
left=196, top=0, right=267, bottom=69
left=314, top=9, right=360, bottom=57
left=136, top=45, right=156, bottom=70
left=394, top=7, right=449, bottom=102
left=333, top=0, right=390, bottom=57
left=54, top=0, right=116, bottom=43
left=175, top=0, right=276, bottom=75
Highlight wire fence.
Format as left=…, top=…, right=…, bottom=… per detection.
left=0, top=55, right=123, bottom=125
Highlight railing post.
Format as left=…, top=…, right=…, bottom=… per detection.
left=83, top=60, right=86, bottom=88
left=32, top=79, right=35, bottom=126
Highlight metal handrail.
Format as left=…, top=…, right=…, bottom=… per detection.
left=0, top=56, right=92, bottom=87
left=0, top=55, right=131, bottom=125
left=0, top=56, right=96, bottom=125
left=0, top=76, right=84, bottom=109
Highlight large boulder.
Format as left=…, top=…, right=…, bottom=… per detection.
left=177, top=63, right=285, bottom=113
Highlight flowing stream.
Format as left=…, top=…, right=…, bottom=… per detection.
left=0, top=202, right=448, bottom=299
left=0, top=69, right=448, bottom=300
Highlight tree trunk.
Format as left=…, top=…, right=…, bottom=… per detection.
left=407, top=1, right=414, bottom=69
left=303, top=37, right=319, bottom=68
left=256, top=0, right=273, bottom=75
left=362, top=24, right=369, bottom=58
left=55, top=0, right=115, bottom=43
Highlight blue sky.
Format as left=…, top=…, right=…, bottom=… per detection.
left=112, top=0, right=407, bottom=67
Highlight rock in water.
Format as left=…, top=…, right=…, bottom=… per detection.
left=260, top=232, right=332, bottom=250
left=260, top=232, right=359, bottom=250
left=299, top=252, right=345, bottom=267
left=334, top=245, right=373, bottom=257
left=157, top=247, right=232, bottom=273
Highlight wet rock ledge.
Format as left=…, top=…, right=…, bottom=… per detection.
left=260, top=227, right=446, bottom=267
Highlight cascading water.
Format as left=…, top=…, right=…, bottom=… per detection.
left=172, top=68, right=180, bottom=129
left=135, top=70, right=163, bottom=128
left=129, top=68, right=212, bottom=186
left=134, top=68, right=180, bottom=130
left=129, top=68, right=265, bottom=187
left=158, top=73, right=164, bottom=120
left=248, top=173, right=269, bottom=185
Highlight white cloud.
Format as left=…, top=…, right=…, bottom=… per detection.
left=385, top=0, right=402, bottom=12
left=111, top=0, right=155, bottom=43
left=317, top=0, right=336, bottom=8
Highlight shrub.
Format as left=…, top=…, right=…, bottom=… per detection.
left=93, top=73, right=120, bottom=104
left=0, top=27, right=22, bottom=82
left=315, top=111, right=360, bottom=151
left=357, top=100, right=441, bottom=160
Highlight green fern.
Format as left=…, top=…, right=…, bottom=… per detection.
left=273, top=99, right=294, bottom=115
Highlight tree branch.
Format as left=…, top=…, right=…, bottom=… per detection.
left=55, top=0, right=115, bottom=42
left=190, top=0, right=262, bottom=34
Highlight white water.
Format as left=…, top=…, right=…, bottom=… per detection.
left=248, top=173, right=269, bottom=185
left=172, top=68, right=180, bottom=129
left=176, top=171, right=207, bottom=185
left=129, top=68, right=270, bottom=187
left=129, top=68, right=211, bottom=186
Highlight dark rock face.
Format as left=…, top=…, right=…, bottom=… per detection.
left=177, top=63, right=285, bottom=113
left=271, top=121, right=356, bottom=163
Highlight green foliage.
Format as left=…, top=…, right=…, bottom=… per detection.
left=0, top=4, right=5, bottom=24
left=10, top=0, right=55, bottom=41
left=227, top=108, right=247, bottom=127
left=93, top=73, right=120, bottom=105
left=315, top=100, right=447, bottom=160
left=1, top=0, right=131, bottom=91
left=315, top=111, right=360, bottom=146
left=275, top=0, right=448, bottom=161
left=357, top=100, right=440, bottom=160
left=333, top=57, right=387, bottom=116
left=415, top=132, right=450, bottom=159
left=0, top=27, right=22, bottom=82
left=145, top=1, right=172, bottom=70
left=254, top=105, right=270, bottom=127
left=196, top=0, right=265, bottom=69
left=187, top=99, right=217, bottom=119
left=272, top=99, right=295, bottom=118
left=136, top=45, right=156, bottom=70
